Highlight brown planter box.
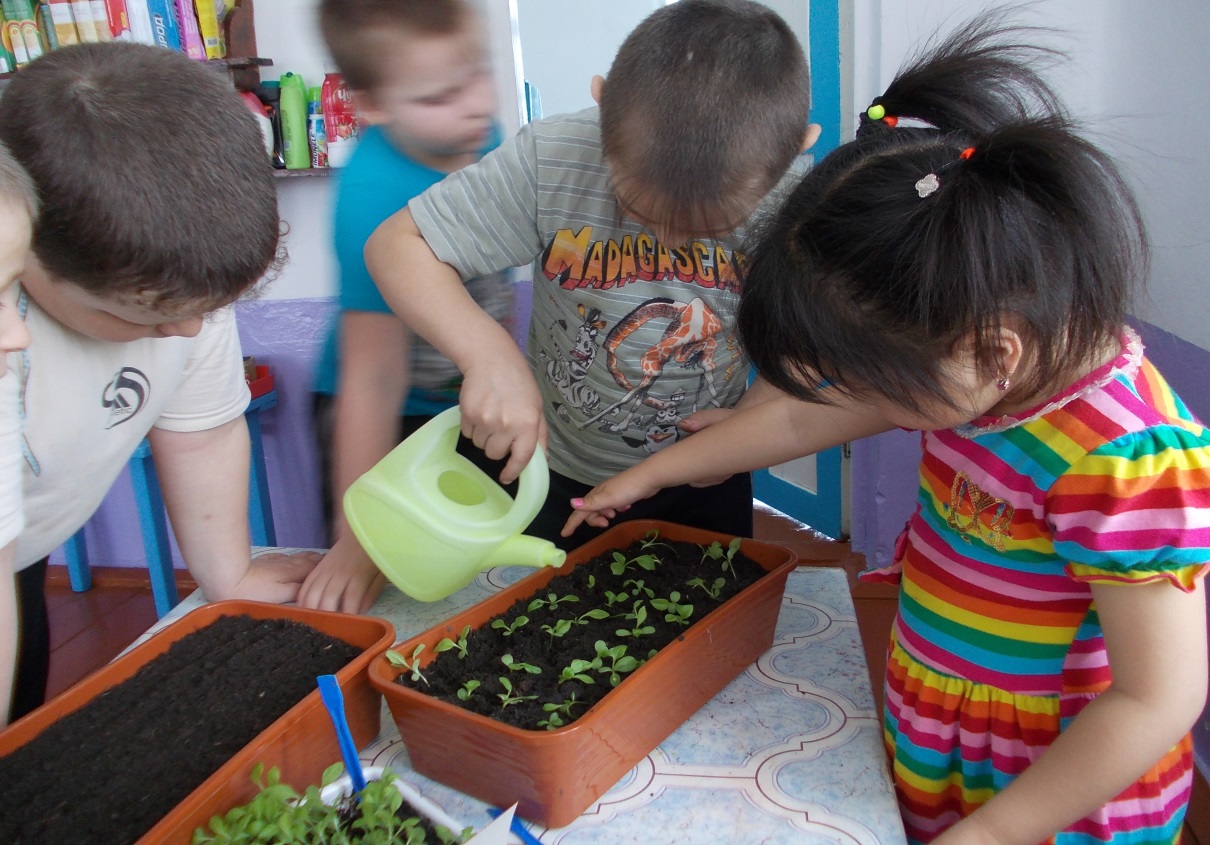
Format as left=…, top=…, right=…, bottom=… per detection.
left=370, top=519, right=798, bottom=827
left=0, top=600, right=394, bottom=844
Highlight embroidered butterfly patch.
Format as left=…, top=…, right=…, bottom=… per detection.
left=947, top=471, right=1014, bottom=551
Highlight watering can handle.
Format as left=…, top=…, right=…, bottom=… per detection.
left=436, top=407, right=551, bottom=531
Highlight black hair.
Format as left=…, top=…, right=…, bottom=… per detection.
left=599, top=0, right=810, bottom=229
left=0, top=42, right=281, bottom=311
left=739, top=12, right=1146, bottom=414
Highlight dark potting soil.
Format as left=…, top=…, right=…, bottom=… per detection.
left=0, top=614, right=363, bottom=845
left=395, top=533, right=766, bottom=730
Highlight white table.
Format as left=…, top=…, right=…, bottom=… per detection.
left=148, top=555, right=907, bottom=844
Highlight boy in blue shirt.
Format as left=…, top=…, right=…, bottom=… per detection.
left=305, top=0, right=514, bottom=613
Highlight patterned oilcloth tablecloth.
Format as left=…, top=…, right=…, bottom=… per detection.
left=150, top=557, right=907, bottom=844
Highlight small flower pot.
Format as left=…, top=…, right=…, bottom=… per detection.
left=0, top=600, right=394, bottom=844
left=369, top=519, right=798, bottom=827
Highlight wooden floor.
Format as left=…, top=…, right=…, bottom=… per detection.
left=39, top=509, right=1205, bottom=842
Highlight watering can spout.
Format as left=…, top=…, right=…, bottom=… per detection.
left=483, top=534, right=567, bottom=570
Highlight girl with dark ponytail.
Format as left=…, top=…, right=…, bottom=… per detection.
left=565, top=13, right=1210, bottom=844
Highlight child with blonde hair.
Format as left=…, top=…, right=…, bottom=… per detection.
left=0, top=145, right=35, bottom=726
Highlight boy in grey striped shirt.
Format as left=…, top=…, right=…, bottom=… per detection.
left=363, top=0, right=819, bottom=556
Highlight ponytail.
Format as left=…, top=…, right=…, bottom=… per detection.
left=740, top=11, right=1145, bottom=413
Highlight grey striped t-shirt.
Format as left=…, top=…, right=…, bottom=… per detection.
left=410, top=107, right=806, bottom=485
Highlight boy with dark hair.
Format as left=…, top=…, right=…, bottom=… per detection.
left=303, top=0, right=513, bottom=613
left=361, top=0, right=818, bottom=549
left=0, top=42, right=316, bottom=721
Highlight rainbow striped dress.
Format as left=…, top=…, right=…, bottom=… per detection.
left=864, top=331, right=1210, bottom=843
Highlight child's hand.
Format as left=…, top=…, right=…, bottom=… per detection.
left=459, top=354, right=548, bottom=485
left=297, top=535, right=387, bottom=614
left=228, top=551, right=320, bottom=604
left=561, top=468, right=660, bottom=536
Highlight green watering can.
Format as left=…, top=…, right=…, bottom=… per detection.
left=343, top=406, right=567, bottom=601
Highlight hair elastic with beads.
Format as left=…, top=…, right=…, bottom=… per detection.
left=865, top=102, right=898, bottom=127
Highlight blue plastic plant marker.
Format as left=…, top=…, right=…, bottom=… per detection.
left=487, top=805, right=543, bottom=845
left=317, top=674, right=367, bottom=794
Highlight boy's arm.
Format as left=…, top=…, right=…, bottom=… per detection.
left=147, top=420, right=314, bottom=604
left=365, top=208, right=545, bottom=483
left=934, top=579, right=1208, bottom=845
left=297, top=311, right=403, bottom=613
left=564, top=391, right=893, bottom=534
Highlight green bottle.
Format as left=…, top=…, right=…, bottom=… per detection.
left=279, top=72, right=310, bottom=170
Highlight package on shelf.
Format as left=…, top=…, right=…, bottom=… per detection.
left=191, top=0, right=220, bottom=58
left=170, top=0, right=200, bottom=57
left=1, top=0, right=46, bottom=68
left=102, top=0, right=131, bottom=41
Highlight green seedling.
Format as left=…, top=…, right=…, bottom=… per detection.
left=622, top=578, right=655, bottom=599
left=593, top=640, right=639, bottom=687
left=573, top=608, right=611, bottom=625
left=500, top=653, right=541, bottom=674
left=604, top=589, right=630, bottom=608
left=701, top=538, right=743, bottom=579
left=456, top=679, right=481, bottom=701
left=538, top=693, right=583, bottom=730
left=638, top=529, right=673, bottom=554
left=686, top=576, right=726, bottom=600
left=557, top=658, right=601, bottom=685
left=527, top=592, right=579, bottom=612
left=192, top=763, right=471, bottom=844
left=385, top=644, right=428, bottom=686
left=650, top=591, right=694, bottom=626
left=434, top=625, right=472, bottom=660
left=609, top=550, right=660, bottom=576
left=491, top=615, right=529, bottom=636
left=541, top=619, right=572, bottom=640
left=616, top=603, right=656, bottom=639
left=496, top=676, right=537, bottom=709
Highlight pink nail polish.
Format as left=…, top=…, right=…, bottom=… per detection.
left=570, top=497, right=584, bottom=508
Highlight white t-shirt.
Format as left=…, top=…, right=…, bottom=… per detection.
left=14, top=296, right=250, bottom=569
left=0, top=358, right=23, bottom=551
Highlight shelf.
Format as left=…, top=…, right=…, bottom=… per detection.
left=271, top=167, right=336, bottom=179
left=207, top=56, right=273, bottom=71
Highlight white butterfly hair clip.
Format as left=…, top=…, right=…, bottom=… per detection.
left=914, top=173, right=940, bottom=198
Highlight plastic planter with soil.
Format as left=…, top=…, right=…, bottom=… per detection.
left=0, top=600, right=393, bottom=844
left=369, top=519, right=798, bottom=827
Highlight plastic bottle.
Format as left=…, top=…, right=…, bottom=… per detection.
left=257, top=80, right=287, bottom=170
left=240, top=91, right=275, bottom=162
left=320, top=69, right=360, bottom=168
left=279, top=71, right=310, bottom=170
left=307, top=85, right=327, bottom=168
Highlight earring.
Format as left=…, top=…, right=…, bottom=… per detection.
left=996, top=374, right=1011, bottom=392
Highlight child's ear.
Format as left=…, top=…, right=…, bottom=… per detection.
left=987, top=325, right=1025, bottom=384
left=589, top=75, right=605, bottom=105
left=801, top=123, right=822, bottom=153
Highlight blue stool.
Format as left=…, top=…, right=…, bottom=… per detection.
left=62, top=390, right=279, bottom=618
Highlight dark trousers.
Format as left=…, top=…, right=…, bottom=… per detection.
left=527, top=469, right=754, bottom=551
left=11, top=557, right=49, bottom=722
